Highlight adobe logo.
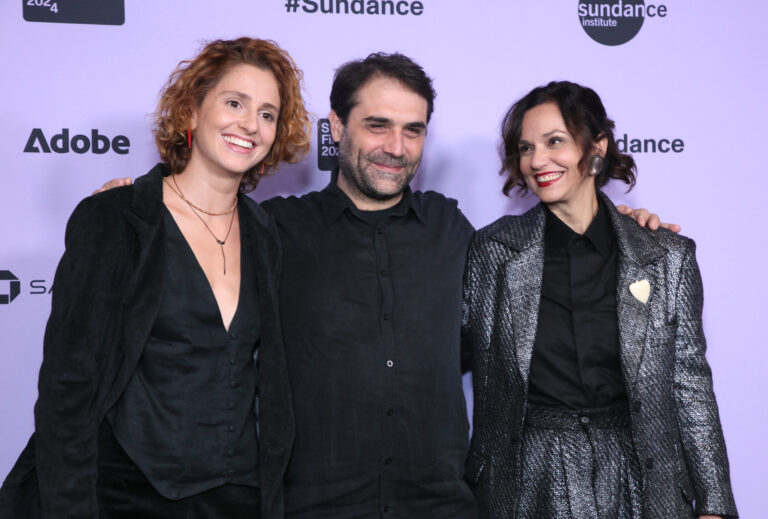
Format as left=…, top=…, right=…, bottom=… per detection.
left=24, top=128, right=130, bottom=155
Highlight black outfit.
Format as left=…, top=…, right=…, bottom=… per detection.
left=96, top=422, right=261, bottom=519
left=528, top=201, right=626, bottom=408
left=0, top=164, right=294, bottom=519
left=106, top=207, right=260, bottom=499
left=262, top=176, right=477, bottom=519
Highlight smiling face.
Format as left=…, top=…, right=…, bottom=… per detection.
left=330, top=76, right=428, bottom=210
left=519, top=102, right=603, bottom=214
left=188, top=63, right=280, bottom=179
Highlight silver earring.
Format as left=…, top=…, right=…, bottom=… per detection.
left=588, top=155, right=604, bottom=177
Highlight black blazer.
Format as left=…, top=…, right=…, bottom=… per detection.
left=463, top=193, right=737, bottom=518
left=0, top=164, right=294, bottom=519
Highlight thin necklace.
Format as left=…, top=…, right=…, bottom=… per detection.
left=164, top=174, right=237, bottom=215
left=164, top=175, right=238, bottom=275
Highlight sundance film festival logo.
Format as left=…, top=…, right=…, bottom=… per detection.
left=578, top=0, right=667, bottom=46
left=0, top=271, right=21, bottom=305
left=23, top=0, right=125, bottom=26
left=317, top=119, right=338, bottom=171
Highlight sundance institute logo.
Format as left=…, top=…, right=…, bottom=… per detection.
left=578, top=0, right=668, bottom=46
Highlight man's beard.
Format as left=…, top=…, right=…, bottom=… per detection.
left=337, top=136, right=420, bottom=202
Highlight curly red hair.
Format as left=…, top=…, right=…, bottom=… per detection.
left=154, top=37, right=311, bottom=192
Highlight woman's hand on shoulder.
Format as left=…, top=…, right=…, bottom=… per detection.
left=617, top=204, right=682, bottom=233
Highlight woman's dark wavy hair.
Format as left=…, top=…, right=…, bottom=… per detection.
left=154, top=37, right=311, bottom=192
left=499, top=80, right=636, bottom=196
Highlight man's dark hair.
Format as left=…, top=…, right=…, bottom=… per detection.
left=330, top=52, right=436, bottom=124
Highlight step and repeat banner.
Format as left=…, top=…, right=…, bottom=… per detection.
left=1, top=0, right=765, bottom=513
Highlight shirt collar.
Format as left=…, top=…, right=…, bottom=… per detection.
left=544, top=195, right=614, bottom=257
left=320, top=168, right=424, bottom=225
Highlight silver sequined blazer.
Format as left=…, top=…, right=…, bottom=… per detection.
left=462, top=192, right=737, bottom=518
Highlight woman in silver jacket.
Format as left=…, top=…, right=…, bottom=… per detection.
left=463, top=81, right=737, bottom=518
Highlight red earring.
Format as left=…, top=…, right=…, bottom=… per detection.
left=260, top=162, right=265, bottom=176
left=186, top=130, right=192, bottom=149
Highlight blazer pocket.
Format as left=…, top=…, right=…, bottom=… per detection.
left=465, top=451, right=485, bottom=486
left=679, top=470, right=694, bottom=499
left=673, top=439, right=696, bottom=509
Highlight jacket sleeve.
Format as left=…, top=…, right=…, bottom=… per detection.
left=33, top=196, right=133, bottom=518
left=672, top=240, right=738, bottom=517
left=460, top=233, right=477, bottom=375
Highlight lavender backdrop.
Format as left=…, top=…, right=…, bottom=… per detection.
left=1, top=1, right=765, bottom=514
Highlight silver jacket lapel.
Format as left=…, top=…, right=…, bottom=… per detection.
left=491, top=206, right=546, bottom=386
left=602, top=193, right=666, bottom=390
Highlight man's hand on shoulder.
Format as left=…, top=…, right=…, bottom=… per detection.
left=92, top=177, right=133, bottom=195
left=617, top=204, right=681, bottom=233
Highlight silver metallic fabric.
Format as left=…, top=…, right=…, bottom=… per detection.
left=517, top=404, right=643, bottom=519
left=463, top=193, right=738, bottom=518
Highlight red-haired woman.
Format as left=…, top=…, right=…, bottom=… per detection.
left=0, top=37, right=310, bottom=519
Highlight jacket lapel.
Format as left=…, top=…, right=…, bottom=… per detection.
left=119, top=167, right=167, bottom=369
left=492, top=206, right=546, bottom=385
left=121, top=164, right=166, bottom=307
left=602, top=194, right=666, bottom=389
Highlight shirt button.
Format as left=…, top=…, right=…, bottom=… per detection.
left=376, top=228, right=383, bottom=235
left=383, top=313, right=391, bottom=321
left=384, top=457, right=392, bottom=465
left=228, top=401, right=236, bottom=409
left=380, top=270, right=388, bottom=277
left=579, top=416, right=590, bottom=424
left=226, top=448, right=235, bottom=457
left=229, top=357, right=237, bottom=365
left=228, top=425, right=236, bottom=432
left=386, top=409, right=394, bottom=416
left=229, top=333, right=238, bottom=340
left=386, top=360, right=394, bottom=368
left=646, top=457, right=654, bottom=469
left=383, top=505, right=390, bottom=513
left=226, top=469, right=234, bottom=477
left=229, top=379, right=238, bottom=387
left=633, top=401, right=642, bottom=412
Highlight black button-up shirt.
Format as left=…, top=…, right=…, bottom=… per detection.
left=263, top=177, right=477, bottom=519
left=528, top=199, right=626, bottom=409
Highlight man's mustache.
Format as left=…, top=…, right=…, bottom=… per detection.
left=365, top=152, right=411, bottom=168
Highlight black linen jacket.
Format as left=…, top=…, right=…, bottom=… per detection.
left=463, top=192, right=737, bottom=518
left=0, top=164, right=294, bottom=519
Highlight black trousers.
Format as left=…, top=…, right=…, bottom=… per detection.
left=96, top=422, right=261, bottom=519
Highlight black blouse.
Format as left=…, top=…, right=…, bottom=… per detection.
left=107, top=203, right=261, bottom=499
left=527, top=199, right=627, bottom=409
